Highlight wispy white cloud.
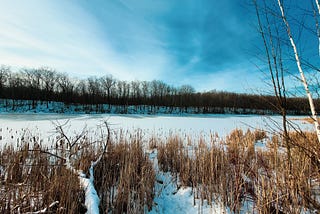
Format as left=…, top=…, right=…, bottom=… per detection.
left=1, top=0, right=297, bottom=92
left=0, top=0, right=172, bottom=81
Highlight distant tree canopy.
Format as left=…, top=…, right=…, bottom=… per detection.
left=0, top=65, right=315, bottom=115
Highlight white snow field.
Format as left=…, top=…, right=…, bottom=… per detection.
left=0, top=113, right=312, bottom=147
left=0, top=113, right=313, bottom=214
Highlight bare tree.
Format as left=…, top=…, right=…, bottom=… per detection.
left=100, top=75, right=116, bottom=107
left=277, top=0, right=320, bottom=144
left=117, top=80, right=130, bottom=103
left=38, top=67, right=57, bottom=107
left=253, top=0, right=292, bottom=169
left=130, top=80, right=141, bottom=100
left=30, top=120, right=111, bottom=212
left=0, top=65, right=10, bottom=97
left=6, top=72, right=25, bottom=109
left=314, top=0, right=320, bottom=56
left=179, top=84, right=195, bottom=95
left=316, top=0, right=320, bottom=17
left=76, top=79, right=89, bottom=103
left=56, top=73, right=74, bottom=103
left=22, top=68, right=43, bottom=108
left=87, top=77, right=102, bottom=104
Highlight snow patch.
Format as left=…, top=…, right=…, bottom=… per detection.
left=80, top=174, right=100, bottom=214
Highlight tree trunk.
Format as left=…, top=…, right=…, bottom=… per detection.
left=315, top=0, right=320, bottom=56
left=277, top=0, right=320, bottom=144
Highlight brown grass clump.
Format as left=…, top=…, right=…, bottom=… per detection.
left=251, top=130, right=320, bottom=213
left=157, top=135, right=185, bottom=175
left=94, top=133, right=155, bottom=214
left=290, top=117, right=320, bottom=124
left=0, top=144, right=86, bottom=213
left=157, top=128, right=320, bottom=213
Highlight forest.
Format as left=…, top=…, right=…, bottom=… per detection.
left=0, top=65, right=315, bottom=115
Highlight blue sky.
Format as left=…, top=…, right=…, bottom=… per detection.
left=0, top=0, right=318, bottom=93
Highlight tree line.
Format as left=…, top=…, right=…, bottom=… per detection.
left=0, top=65, right=315, bottom=115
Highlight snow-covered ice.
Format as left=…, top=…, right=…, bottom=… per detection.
left=0, top=113, right=312, bottom=148
left=0, top=113, right=313, bottom=213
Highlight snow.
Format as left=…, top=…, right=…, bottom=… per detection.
left=79, top=170, right=100, bottom=214
left=0, top=113, right=312, bottom=149
left=150, top=171, right=228, bottom=214
left=148, top=149, right=226, bottom=214
left=147, top=149, right=257, bottom=214
left=0, top=113, right=313, bottom=213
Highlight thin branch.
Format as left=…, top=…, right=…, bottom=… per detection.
left=92, top=121, right=111, bottom=167
left=277, top=0, right=320, bottom=143
left=52, top=120, right=72, bottom=148
left=28, top=149, right=66, bottom=161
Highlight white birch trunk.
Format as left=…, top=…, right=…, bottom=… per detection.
left=316, top=0, right=320, bottom=16
left=316, top=0, right=320, bottom=56
left=277, top=0, right=320, bottom=144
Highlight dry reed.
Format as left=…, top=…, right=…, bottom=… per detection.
left=1, top=127, right=320, bottom=213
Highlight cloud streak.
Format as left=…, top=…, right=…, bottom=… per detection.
left=1, top=0, right=314, bottom=92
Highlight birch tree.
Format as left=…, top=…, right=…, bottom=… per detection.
left=316, top=0, right=320, bottom=18
left=315, top=0, right=320, bottom=55
left=276, top=0, right=320, bottom=144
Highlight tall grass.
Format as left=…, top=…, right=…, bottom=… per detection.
left=94, top=131, right=155, bottom=214
left=1, top=128, right=320, bottom=213
left=157, top=129, right=320, bottom=213
left=0, top=143, right=85, bottom=213
left=0, top=130, right=155, bottom=213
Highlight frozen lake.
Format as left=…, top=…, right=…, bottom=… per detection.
left=0, top=113, right=315, bottom=213
left=0, top=113, right=313, bottom=147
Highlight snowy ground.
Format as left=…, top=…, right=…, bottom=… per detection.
left=147, top=149, right=231, bottom=214
left=0, top=113, right=313, bottom=213
left=0, top=113, right=312, bottom=147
